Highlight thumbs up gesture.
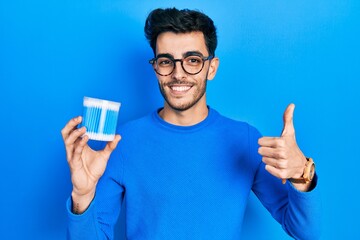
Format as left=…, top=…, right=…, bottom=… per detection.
left=258, top=104, right=309, bottom=189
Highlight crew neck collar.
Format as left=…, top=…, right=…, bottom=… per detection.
left=152, top=106, right=218, bottom=132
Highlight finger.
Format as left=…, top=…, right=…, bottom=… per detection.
left=258, top=137, right=285, bottom=148
left=61, top=116, right=82, bottom=140
left=102, top=134, right=121, bottom=157
left=71, top=135, right=89, bottom=165
left=258, top=146, right=287, bottom=159
left=262, top=157, right=288, bottom=169
left=65, top=126, right=87, bottom=147
left=281, top=103, right=295, bottom=137
left=64, top=127, right=84, bottom=162
left=265, top=164, right=287, bottom=180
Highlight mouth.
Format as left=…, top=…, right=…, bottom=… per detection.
left=168, top=83, right=193, bottom=95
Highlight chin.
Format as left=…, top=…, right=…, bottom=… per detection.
left=166, top=97, right=204, bottom=112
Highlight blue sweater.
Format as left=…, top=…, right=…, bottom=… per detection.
left=67, top=108, right=321, bottom=239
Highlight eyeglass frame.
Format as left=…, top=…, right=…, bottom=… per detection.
left=149, top=52, right=214, bottom=76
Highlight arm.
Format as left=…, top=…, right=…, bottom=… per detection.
left=61, top=116, right=122, bottom=239
left=66, top=151, right=125, bottom=240
left=252, top=162, right=321, bottom=240
left=250, top=105, right=321, bottom=239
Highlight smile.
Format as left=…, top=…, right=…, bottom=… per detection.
left=170, top=85, right=192, bottom=92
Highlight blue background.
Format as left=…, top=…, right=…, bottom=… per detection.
left=1, top=0, right=359, bottom=239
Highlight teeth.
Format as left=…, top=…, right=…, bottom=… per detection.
left=171, top=86, right=191, bottom=92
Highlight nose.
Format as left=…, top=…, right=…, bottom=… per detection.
left=171, top=60, right=186, bottom=79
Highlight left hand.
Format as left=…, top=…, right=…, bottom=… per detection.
left=258, top=103, right=307, bottom=184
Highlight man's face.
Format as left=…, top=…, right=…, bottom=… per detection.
left=154, top=31, right=218, bottom=112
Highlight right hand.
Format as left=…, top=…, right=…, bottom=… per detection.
left=61, top=116, right=121, bottom=212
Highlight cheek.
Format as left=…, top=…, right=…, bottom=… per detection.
left=196, top=74, right=208, bottom=87
left=157, top=76, right=168, bottom=85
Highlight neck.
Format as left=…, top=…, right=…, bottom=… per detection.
left=159, top=101, right=209, bottom=126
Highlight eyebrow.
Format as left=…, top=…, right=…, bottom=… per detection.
left=183, top=51, right=204, bottom=58
left=156, top=51, right=205, bottom=59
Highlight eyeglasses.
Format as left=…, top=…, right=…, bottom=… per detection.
left=149, top=54, right=214, bottom=76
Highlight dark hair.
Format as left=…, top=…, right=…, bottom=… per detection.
left=144, top=8, right=217, bottom=56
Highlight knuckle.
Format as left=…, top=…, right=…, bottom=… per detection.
left=64, top=138, right=72, bottom=146
left=278, top=160, right=288, bottom=169
left=80, top=136, right=88, bottom=146
left=60, top=128, right=66, bottom=138
left=277, top=139, right=285, bottom=148
left=74, top=144, right=84, bottom=154
left=66, top=152, right=73, bottom=162
left=74, top=148, right=82, bottom=154
left=72, top=116, right=80, bottom=123
left=279, top=170, right=288, bottom=179
left=274, top=150, right=282, bottom=159
left=275, top=150, right=286, bottom=159
left=276, top=161, right=284, bottom=169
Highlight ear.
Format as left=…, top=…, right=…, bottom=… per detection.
left=207, top=57, right=219, bottom=80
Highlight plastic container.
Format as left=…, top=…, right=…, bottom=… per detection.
left=81, top=96, right=121, bottom=141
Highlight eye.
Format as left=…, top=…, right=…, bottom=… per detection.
left=185, top=56, right=202, bottom=65
left=157, top=58, right=173, bottom=66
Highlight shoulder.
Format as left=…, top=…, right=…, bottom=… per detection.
left=110, top=112, right=154, bottom=161
left=211, top=108, right=263, bottom=169
left=117, top=111, right=154, bottom=133
left=212, top=108, right=262, bottom=138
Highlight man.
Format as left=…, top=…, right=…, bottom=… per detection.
left=62, top=8, right=320, bottom=239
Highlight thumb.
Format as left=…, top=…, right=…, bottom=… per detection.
left=281, top=103, right=295, bottom=137
left=103, top=134, right=121, bottom=156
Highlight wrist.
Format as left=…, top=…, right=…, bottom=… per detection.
left=289, top=157, right=316, bottom=185
left=71, top=190, right=95, bottom=214
left=290, top=179, right=313, bottom=192
left=292, top=156, right=308, bottom=179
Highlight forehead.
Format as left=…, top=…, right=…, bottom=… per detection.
left=155, top=31, right=208, bottom=56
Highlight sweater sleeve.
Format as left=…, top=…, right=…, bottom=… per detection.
left=66, top=147, right=125, bottom=240
left=249, top=126, right=321, bottom=240
left=66, top=196, right=103, bottom=239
